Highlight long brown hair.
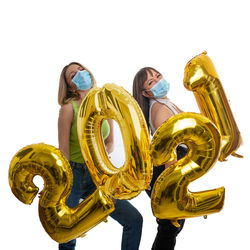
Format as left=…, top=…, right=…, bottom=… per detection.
left=132, top=67, right=160, bottom=129
left=58, top=62, right=96, bottom=106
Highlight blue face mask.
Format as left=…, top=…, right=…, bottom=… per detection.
left=72, top=70, right=93, bottom=90
left=150, top=78, right=170, bottom=98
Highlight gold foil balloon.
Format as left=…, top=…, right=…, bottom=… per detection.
left=9, top=143, right=114, bottom=243
left=183, top=51, right=242, bottom=161
left=77, top=83, right=152, bottom=200
left=150, top=113, right=225, bottom=222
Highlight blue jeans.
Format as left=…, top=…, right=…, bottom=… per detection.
left=59, top=161, right=143, bottom=250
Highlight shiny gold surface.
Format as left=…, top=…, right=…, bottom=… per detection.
left=150, top=113, right=225, bottom=221
left=9, top=143, right=114, bottom=243
left=10, top=70, right=239, bottom=237
left=77, top=84, right=152, bottom=199
left=184, top=52, right=242, bottom=161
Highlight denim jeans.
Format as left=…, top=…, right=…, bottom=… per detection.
left=59, top=161, right=142, bottom=250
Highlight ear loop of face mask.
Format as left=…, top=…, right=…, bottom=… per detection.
left=142, top=88, right=153, bottom=96
left=142, top=89, right=162, bottom=105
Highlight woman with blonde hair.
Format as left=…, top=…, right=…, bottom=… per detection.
left=58, top=62, right=143, bottom=250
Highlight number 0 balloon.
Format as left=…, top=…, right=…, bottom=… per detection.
left=77, top=83, right=152, bottom=200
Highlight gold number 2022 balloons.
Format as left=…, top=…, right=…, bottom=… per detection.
left=9, top=143, right=115, bottom=243
left=183, top=51, right=242, bottom=161
left=150, top=113, right=225, bottom=224
left=77, top=83, right=152, bottom=200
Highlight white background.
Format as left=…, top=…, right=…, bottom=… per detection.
left=1, top=0, right=249, bottom=249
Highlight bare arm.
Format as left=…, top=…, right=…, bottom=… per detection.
left=58, top=103, right=74, bottom=160
left=151, top=103, right=174, bottom=131
left=104, top=119, right=114, bottom=154
left=151, top=103, right=177, bottom=168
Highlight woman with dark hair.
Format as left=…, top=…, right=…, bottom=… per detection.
left=58, top=62, right=143, bottom=250
left=133, top=67, right=188, bottom=250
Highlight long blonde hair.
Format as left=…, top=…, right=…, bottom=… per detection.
left=58, top=62, right=96, bottom=106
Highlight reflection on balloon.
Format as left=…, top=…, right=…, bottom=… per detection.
left=77, top=84, right=152, bottom=199
left=183, top=51, right=242, bottom=161
left=9, top=143, right=114, bottom=243
left=9, top=71, right=237, bottom=240
left=150, top=113, right=225, bottom=223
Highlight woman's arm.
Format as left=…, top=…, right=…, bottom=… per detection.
left=58, top=103, right=74, bottom=160
left=151, top=103, right=177, bottom=168
left=151, top=103, right=174, bottom=131
left=104, top=119, right=114, bottom=154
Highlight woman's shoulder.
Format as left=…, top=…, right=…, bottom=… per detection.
left=151, top=100, right=172, bottom=115
left=151, top=100, right=174, bottom=129
left=59, top=103, right=74, bottom=120
left=60, top=102, right=73, bottom=112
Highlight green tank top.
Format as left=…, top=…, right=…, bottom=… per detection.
left=70, top=100, right=110, bottom=163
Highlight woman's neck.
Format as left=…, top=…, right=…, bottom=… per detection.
left=78, top=89, right=90, bottom=100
